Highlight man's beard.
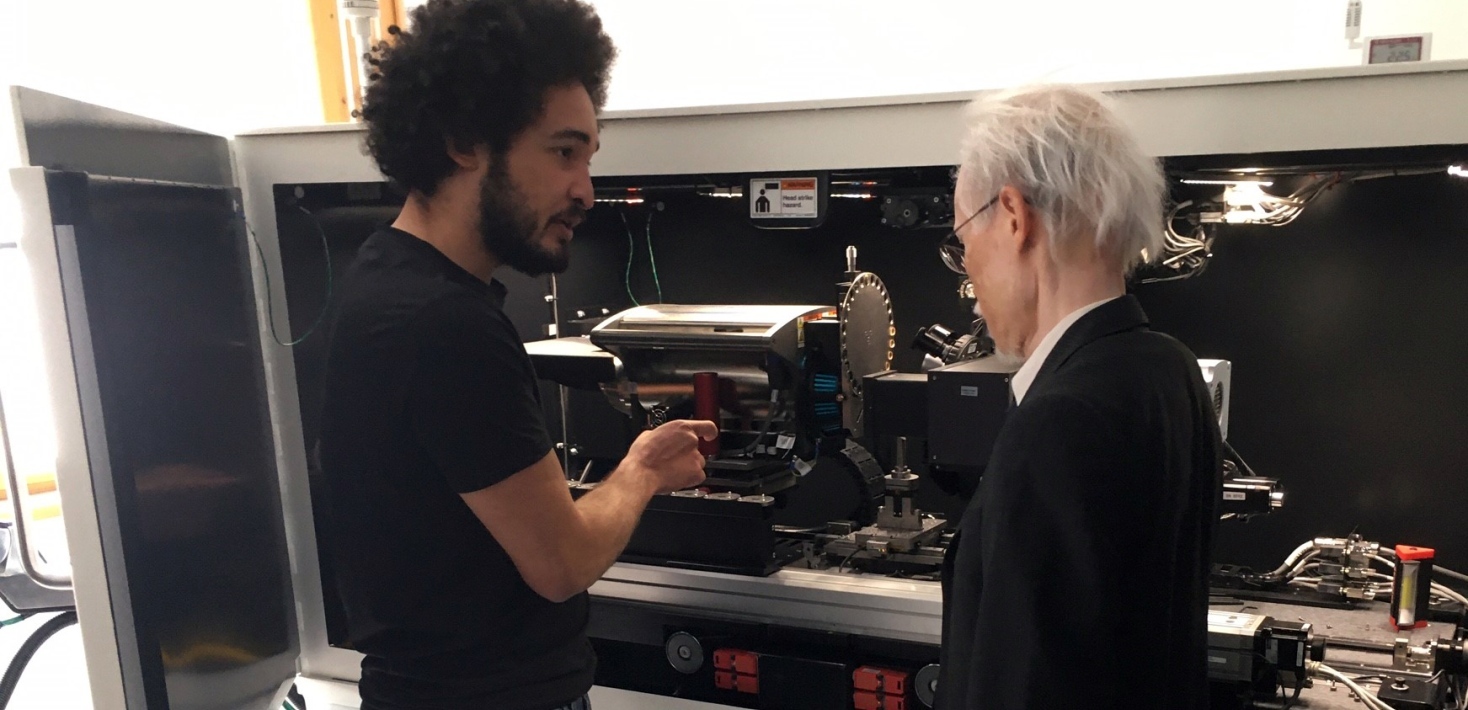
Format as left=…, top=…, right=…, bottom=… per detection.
left=477, top=164, right=579, bottom=277
left=973, top=299, right=1026, bottom=368
left=988, top=348, right=1027, bottom=370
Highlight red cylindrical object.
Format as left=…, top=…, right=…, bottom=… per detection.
left=693, top=372, right=722, bottom=456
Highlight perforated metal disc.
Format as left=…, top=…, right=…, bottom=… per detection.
left=840, top=272, right=895, bottom=398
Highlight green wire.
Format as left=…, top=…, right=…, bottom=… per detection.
left=645, top=210, right=663, bottom=304
left=0, top=615, right=31, bottom=627
left=246, top=204, right=334, bottom=347
left=282, top=699, right=298, bottom=710
left=621, top=209, right=665, bottom=306
left=620, top=211, right=640, bottom=307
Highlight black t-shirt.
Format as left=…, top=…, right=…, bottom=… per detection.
left=318, top=227, right=593, bottom=710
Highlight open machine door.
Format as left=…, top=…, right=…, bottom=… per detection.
left=1, top=87, right=299, bottom=709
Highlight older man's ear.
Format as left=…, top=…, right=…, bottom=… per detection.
left=996, top=185, right=1038, bottom=257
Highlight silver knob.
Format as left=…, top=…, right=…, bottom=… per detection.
left=892, top=436, right=913, bottom=479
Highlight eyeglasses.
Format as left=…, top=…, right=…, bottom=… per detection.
left=939, top=192, right=1001, bottom=274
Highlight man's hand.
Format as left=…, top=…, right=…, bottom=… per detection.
left=621, top=420, right=716, bottom=494
left=458, top=418, right=717, bottom=603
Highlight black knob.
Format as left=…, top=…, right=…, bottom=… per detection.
left=881, top=197, right=923, bottom=228
left=1310, top=637, right=1327, bottom=662
left=915, top=664, right=941, bottom=707
left=665, top=632, right=704, bottom=674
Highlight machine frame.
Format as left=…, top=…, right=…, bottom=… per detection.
left=4, top=59, right=1468, bottom=708
left=233, top=57, right=1468, bottom=691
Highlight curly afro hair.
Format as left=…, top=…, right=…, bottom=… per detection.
left=361, top=0, right=616, bottom=196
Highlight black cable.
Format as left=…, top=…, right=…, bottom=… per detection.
left=645, top=211, right=663, bottom=304
left=0, top=611, right=78, bottom=709
left=1222, top=440, right=1260, bottom=478
left=619, top=211, right=641, bottom=307
left=1282, top=676, right=1304, bottom=710
left=739, top=394, right=784, bottom=457
left=246, top=205, right=334, bottom=347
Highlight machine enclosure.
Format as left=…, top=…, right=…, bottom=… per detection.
left=924, top=359, right=1014, bottom=472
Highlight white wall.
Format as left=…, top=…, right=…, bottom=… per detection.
left=579, top=0, right=1466, bottom=110
left=0, top=0, right=320, bottom=481
left=1, top=0, right=320, bottom=135
left=0, top=0, right=1461, bottom=133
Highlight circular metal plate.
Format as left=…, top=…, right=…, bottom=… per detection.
left=665, top=632, right=705, bottom=674
left=840, top=272, right=895, bottom=398
left=915, top=663, right=941, bottom=707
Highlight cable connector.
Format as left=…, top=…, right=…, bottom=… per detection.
left=1310, top=661, right=1395, bottom=710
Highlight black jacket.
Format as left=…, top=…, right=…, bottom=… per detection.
left=935, top=296, right=1221, bottom=710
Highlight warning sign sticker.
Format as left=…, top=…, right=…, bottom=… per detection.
left=750, top=177, right=818, bottom=218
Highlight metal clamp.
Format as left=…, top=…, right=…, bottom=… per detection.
left=0, top=390, right=72, bottom=589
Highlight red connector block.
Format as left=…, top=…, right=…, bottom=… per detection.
left=713, top=649, right=760, bottom=695
left=854, top=666, right=910, bottom=710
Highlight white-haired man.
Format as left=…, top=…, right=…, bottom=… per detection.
left=934, top=85, right=1222, bottom=710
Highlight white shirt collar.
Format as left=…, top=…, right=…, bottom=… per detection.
left=1010, top=297, right=1119, bottom=404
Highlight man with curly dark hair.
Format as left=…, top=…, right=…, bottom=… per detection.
left=317, top=2, right=714, bottom=709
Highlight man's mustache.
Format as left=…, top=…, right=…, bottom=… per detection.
left=549, top=205, right=589, bottom=229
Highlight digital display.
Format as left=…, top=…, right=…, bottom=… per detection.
left=1368, top=36, right=1426, bottom=64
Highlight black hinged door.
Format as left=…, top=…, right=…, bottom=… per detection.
left=11, top=87, right=299, bottom=710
